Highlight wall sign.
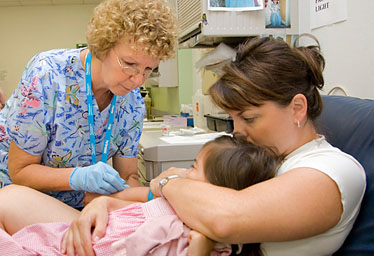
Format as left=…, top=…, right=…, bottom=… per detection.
left=310, top=0, right=347, bottom=29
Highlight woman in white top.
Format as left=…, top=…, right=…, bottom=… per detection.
left=63, top=34, right=366, bottom=256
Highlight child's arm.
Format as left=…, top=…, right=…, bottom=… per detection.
left=188, top=230, right=216, bottom=256
left=85, top=167, right=191, bottom=205
left=84, top=186, right=153, bottom=205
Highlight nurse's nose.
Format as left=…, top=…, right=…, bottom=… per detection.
left=130, top=73, right=146, bottom=88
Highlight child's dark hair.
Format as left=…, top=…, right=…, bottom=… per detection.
left=202, top=135, right=283, bottom=256
left=203, top=135, right=281, bottom=190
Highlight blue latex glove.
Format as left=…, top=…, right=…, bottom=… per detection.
left=69, top=162, right=130, bottom=194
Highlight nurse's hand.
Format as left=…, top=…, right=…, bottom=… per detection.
left=61, top=196, right=110, bottom=256
left=0, top=88, right=6, bottom=110
left=150, top=167, right=189, bottom=197
left=69, top=162, right=130, bottom=194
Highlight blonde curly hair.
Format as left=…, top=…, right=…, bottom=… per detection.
left=86, top=0, right=177, bottom=60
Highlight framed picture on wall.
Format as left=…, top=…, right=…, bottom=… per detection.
left=208, top=0, right=264, bottom=11
left=265, top=0, right=291, bottom=28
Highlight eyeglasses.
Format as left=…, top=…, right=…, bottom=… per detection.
left=114, top=51, right=153, bottom=78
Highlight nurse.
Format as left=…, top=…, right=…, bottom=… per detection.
left=0, top=0, right=177, bottom=209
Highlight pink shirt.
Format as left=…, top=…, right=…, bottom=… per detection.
left=0, top=198, right=231, bottom=255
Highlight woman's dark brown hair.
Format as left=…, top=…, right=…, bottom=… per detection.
left=209, top=34, right=326, bottom=121
left=202, top=135, right=283, bottom=256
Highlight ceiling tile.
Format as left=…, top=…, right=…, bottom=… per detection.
left=19, top=0, right=52, bottom=5
left=52, top=0, right=83, bottom=4
left=83, top=0, right=102, bottom=4
left=0, top=1, right=20, bottom=6
left=0, top=0, right=101, bottom=6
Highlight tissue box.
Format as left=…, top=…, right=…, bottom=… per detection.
left=163, top=115, right=187, bottom=128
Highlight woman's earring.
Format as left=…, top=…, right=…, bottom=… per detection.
left=297, top=120, right=301, bottom=128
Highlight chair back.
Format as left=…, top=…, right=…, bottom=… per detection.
left=316, top=95, right=374, bottom=255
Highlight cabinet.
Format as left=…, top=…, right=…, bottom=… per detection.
left=158, top=57, right=178, bottom=87
left=145, top=56, right=178, bottom=87
left=177, top=0, right=299, bottom=47
left=144, top=0, right=178, bottom=87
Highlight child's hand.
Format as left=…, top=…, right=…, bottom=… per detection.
left=83, top=192, right=100, bottom=206
left=188, top=230, right=215, bottom=256
left=61, top=196, right=110, bottom=256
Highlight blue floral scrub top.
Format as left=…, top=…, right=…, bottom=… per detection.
left=0, top=48, right=145, bottom=208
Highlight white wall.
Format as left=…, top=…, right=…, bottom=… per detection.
left=300, top=0, right=374, bottom=99
left=1, top=1, right=373, bottom=100
left=0, top=4, right=96, bottom=98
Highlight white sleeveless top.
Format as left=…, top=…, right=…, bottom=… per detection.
left=261, top=136, right=366, bottom=256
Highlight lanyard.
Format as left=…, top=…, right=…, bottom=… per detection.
left=85, top=52, right=117, bottom=164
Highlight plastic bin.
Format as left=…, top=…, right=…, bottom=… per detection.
left=204, top=114, right=233, bottom=133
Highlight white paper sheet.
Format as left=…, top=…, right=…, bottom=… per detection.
left=159, top=132, right=229, bottom=144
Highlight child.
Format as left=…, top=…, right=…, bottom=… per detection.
left=0, top=135, right=281, bottom=256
